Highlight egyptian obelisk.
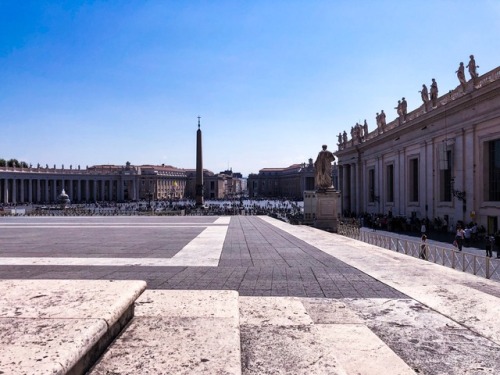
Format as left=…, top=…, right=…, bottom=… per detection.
left=195, top=116, right=204, bottom=207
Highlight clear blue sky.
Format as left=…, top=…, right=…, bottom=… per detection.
left=1, top=0, right=499, bottom=177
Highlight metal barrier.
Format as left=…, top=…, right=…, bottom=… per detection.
left=338, top=223, right=500, bottom=281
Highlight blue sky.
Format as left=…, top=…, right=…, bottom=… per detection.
left=1, top=0, right=499, bottom=177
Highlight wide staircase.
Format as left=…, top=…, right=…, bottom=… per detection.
left=0, top=280, right=415, bottom=375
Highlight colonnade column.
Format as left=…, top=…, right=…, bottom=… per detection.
left=100, top=180, right=105, bottom=201
left=52, top=179, right=57, bottom=202
left=3, top=179, right=8, bottom=204
left=349, top=163, right=356, bottom=215
left=36, top=179, right=41, bottom=203
left=44, top=181, right=49, bottom=203
left=341, top=165, right=349, bottom=214
left=85, top=180, right=89, bottom=202
left=12, top=179, right=17, bottom=204
left=377, top=157, right=383, bottom=214
left=108, top=180, right=113, bottom=201
left=19, top=179, right=25, bottom=203
left=28, top=179, right=33, bottom=203
left=77, top=180, right=82, bottom=202
left=92, top=180, right=97, bottom=202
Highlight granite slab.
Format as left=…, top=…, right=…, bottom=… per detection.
left=0, top=279, right=147, bottom=375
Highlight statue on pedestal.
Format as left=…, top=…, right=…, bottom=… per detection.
left=430, top=79, right=439, bottom=108
left=379, top=110, right=386, bottom=129
left=419, top=84, right=430, bottom=112
left=401, top=97, right=407, bottom=121
left=337, top=133, right=343, bottom=150
left=466, top=55, right=479, bottom=83
left=314, top=145, right=335, bottom=190
left=456, top=62, right=467, bottom=91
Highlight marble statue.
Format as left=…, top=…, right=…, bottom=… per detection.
left=363, top=120, right=368, bottom=138
left=395, top=100, right=402, bottom=117
left=456, top=62, right=467, bottom=91
left=466, top=55, right=479, bottom=81
left=314, top=145, right=335, bottom=190
left=379, top=110, right=386, bottom=128
left=401, top=97, right=407, bottom=120
left=430, top=79, right=438, bottom=107
left=420, top=84, right=429, bottom=105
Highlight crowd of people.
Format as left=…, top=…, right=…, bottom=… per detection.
left=1, top=198, right=305, bottom=223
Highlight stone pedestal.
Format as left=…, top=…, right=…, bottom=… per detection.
left=314, top=189, right=340, bottom=232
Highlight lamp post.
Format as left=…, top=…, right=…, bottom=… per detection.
left=451, top=177, right=466, bottom=213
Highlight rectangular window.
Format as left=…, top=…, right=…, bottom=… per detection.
left=386, top=164, right=394, bottom=202
left=305, top=177, right=315, bottom=191
left=409, top=158, right=419, bottom=202
left=368, top=168, right=375, bottom=202
left=489, top=140, right=500, bottom=201
left=440, top=150, right=452, bottom=201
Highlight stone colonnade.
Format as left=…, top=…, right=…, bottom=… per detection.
left=0, top=172, right=138, bottom=204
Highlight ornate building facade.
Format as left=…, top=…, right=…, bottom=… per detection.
left=335, top=64, right=500, bottom=233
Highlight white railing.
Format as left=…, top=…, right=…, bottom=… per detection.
left=338, top=223, right=500, bottom=281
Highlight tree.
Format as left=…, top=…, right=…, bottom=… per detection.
left=7, top=159, right=19, bottom=168
left=3, top=158, right=29, bottom=168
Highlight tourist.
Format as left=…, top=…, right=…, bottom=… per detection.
left=419, top=234, right=428, bottom=260
left=455, top=225, right=465, bottom=251
left=495, top=230, right=500, bottom=259
left=485, top=234, right=494, bottom=258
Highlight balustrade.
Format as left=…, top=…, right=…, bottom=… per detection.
left=338, top=223, right=500, bottom=281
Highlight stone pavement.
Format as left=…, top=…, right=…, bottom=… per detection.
left=0, top=215, right=499, bottom=374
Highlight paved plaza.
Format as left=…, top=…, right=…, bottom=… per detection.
left=0, top=216, right=405, bottom=298
left=1, top=215, right=500, bottom=374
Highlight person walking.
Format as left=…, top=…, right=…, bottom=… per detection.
left=455, top=225, right=465, bottom=251
left=495, top=230, right=500, bottom=259
left=420, top=234, right=428, bottom=260
left=485, top=234, right=494, bottom=258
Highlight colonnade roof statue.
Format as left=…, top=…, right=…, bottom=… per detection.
left=336, top=54, right=492, bottom=152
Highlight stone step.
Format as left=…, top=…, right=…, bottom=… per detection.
left=88, top=290, right=242, bottom=375
left=0, top=279, right=146, bottom=375
left=89, top=291, right=415, bottom=375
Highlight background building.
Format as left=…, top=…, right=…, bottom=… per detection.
left=335, top=65, right=500, bottom=234
left=248, top=160, right=315, bottom=200
left=0, top=162, right=187, bottom=204
left=0, top=162, right=249, bottom=205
